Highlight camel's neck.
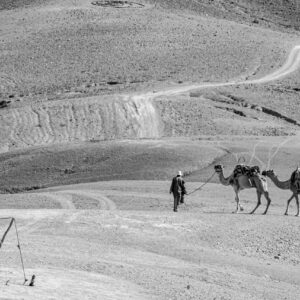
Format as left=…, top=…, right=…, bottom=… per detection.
left=267, top=174, right=290, bottom=190
left=217, top=171, right=233, bottom=186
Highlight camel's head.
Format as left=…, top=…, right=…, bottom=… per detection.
left=262, top=169, right=274, bottom=177
left=214, top=164, right=224, bottom=173
left=294, top=167, right=300, bottom=179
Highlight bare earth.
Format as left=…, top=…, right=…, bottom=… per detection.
left=1, top=181, right=300, bottom=299
left=1, top=0, right=300, bottom=299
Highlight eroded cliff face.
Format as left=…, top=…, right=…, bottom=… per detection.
left=0, top=96, right=162, bottom=151
left=0, top=90, right=296, bottom=152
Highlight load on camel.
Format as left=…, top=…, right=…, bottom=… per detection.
left=214, top=164, right=271, bottom=214
left=262, top=167, right=300, bottom=216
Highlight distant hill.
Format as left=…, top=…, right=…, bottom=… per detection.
left=151, top=0, right=300, bottom=31
left=0, top=0, right=48, bottom=10
left=1, top=0, right=298, bottom=101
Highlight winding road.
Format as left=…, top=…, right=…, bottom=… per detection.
left=132, top=45, right=300, bottom=100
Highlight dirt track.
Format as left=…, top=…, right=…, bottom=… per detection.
left=132, top=44, right=300, bottom=99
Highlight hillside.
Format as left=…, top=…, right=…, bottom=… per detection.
left=0, top=0, right=299, bottom=189
left=0, top=0, right=299, bottom=101
left=151, top=0, right=300, bottom=31
left=1, top=2, right=300, bottom=300
left=0, top=135, right=299, bottom=191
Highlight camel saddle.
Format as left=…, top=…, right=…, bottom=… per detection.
left=232, top=164, right=260, bottom=188
left=233, top=164, right=260, bottom=178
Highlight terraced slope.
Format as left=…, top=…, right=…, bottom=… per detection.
left=0, top=96, right=162, bottom=151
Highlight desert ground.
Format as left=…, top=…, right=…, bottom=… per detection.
left=1, top=0, right=300, bottom=299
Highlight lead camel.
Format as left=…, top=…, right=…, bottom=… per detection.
left=214, top=165, right=272, bottom=214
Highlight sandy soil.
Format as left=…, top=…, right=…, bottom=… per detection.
left=1, top=181, right=300, bottom=299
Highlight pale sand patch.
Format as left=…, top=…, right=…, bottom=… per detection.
left=0, top=268, right=155, bottom=300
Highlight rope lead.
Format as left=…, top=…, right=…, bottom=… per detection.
left=186, top=171, right=216, bottom=196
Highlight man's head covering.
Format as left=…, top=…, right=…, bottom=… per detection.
left=177, top=171, right=183, bottom=176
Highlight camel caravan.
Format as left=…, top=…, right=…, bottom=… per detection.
left=214, top=164, right=300, bottom=216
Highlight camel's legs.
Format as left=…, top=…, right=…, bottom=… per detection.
left=233, top=192, right=243, bottom=213
left=233, top=193, right=239, bottom=213
left=284, top=194, right=294, bottom=216
left=262, top=191, right=271, bottom=215
left=295, top=194, right=299, bottom=217
left=250, top=190, right=261, bottom=214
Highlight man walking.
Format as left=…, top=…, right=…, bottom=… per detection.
left=170, top=171, right=187, bottom=212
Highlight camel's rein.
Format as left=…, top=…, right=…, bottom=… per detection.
left=186, top=171, right=216, bottom=196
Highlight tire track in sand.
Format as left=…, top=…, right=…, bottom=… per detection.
left=38, top=189, right=117, bottom=210
left=58, top=190, right=117, bottom=210
left=42, top=192, right=76, bottom=209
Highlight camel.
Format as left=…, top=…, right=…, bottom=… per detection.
left=214, top=164, right=272, bottom=214
left=262, top=169, right=300, bottom=216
